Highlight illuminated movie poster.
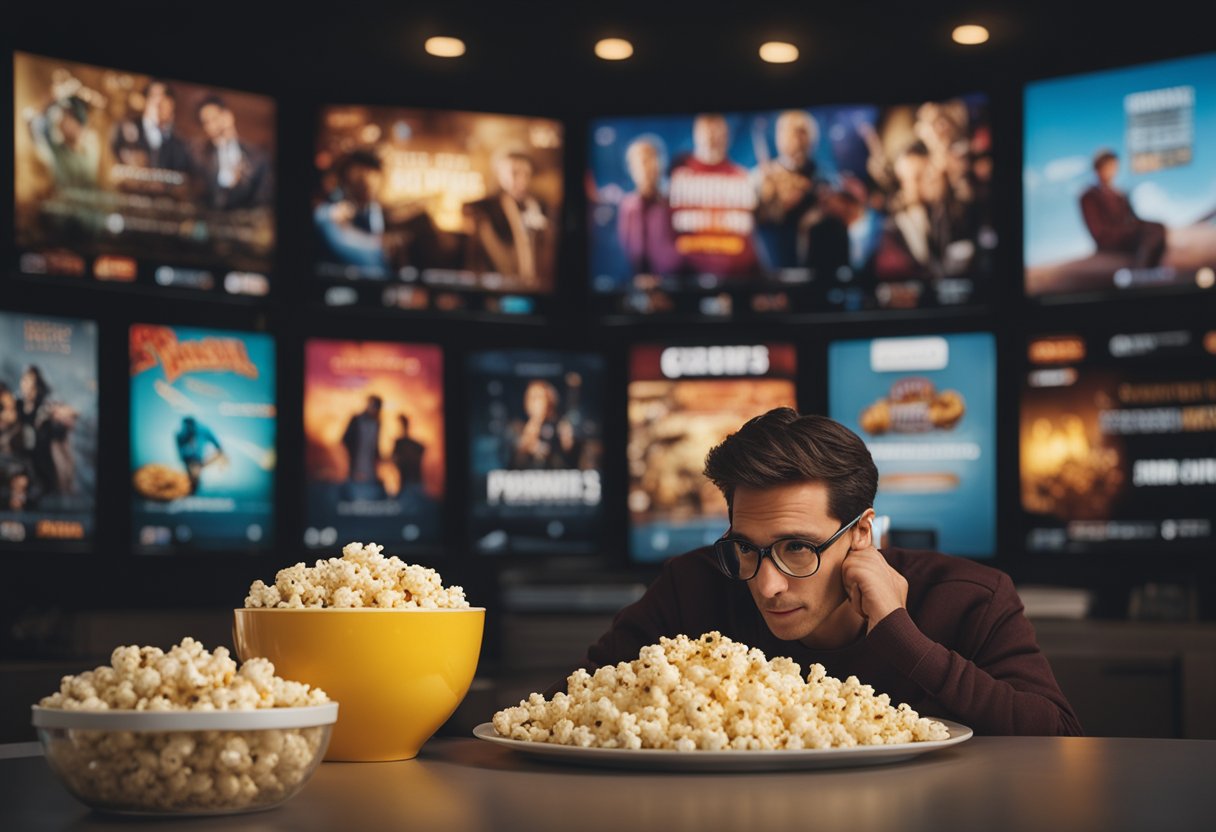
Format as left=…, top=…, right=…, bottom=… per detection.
left=313, top=106, right=563, bottom=316
left=588, top=95, right=993, bottom=318
left=828, top=333, right=996, bottom=557
left=628, top=343, right=797, bottom=562
left=1025, top=51, right=1216, bottom=298
left=303, top=340, right=444, bottom=551
left=0, top=312, right=98, bottom=549
left=130, top=325, right=275, bottom=552
left=1021, top=329, right=1216, bottom=554
left=13, top=53, right=275, bottom=298
left=467, top=350, right=604, bottom=555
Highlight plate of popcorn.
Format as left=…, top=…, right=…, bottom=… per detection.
left=31, top=637, right=337, bottom=815
left=475, top=632, right=972, bottom=771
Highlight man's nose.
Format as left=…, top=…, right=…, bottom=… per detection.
left=753, top=556, right=787, bottom=597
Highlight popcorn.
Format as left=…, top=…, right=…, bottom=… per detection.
left=244, top=541, right=469, bottom=610
left=37, top=638, right=330, bottom=813
left=493, top=632, right=950, bottom=750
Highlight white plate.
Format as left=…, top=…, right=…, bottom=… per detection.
left=472, top=719, right=972, bottom=772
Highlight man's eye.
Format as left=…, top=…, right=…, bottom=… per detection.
left=784, top=541, right=810, bottom=552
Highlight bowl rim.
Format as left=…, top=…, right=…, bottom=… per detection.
left=31, top=702, right=339, bottom=731
left=233, top=606, right=486, bottom=613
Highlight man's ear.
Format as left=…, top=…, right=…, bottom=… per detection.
left=851, top=508, right=876, bottom=550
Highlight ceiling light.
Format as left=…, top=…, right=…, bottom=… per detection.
left=595, top=38, right=634, bottom=61
left=952, top=25, right=989, bottom=45
left=425, top=36, right=466, bottom=58
left=759, top=41, right=799, bottom=64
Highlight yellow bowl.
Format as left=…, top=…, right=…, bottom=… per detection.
left=233, top=607, right=484, bottom=762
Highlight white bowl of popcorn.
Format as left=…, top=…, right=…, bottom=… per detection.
left=31, top=638, right=337, bottom=816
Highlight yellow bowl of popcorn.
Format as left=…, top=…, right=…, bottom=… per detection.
left=233, top=607, right=485, bottom=762
left=32, top=704, right=337, bottom=816
left=235, top=543, right=484, bottom=762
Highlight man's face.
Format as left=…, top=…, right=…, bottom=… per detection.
left=734, top=481, right=862, bottom=643
left=776, top=117, right=812, bottom=164
left=627, top=143, right=660, bottom=195
left=498, top=157, right=533, bottom=201
left=1097, top=158, right=1119, bottom=186
left=346, top=165, right=382, bottom=204
left=199, top=103, right=234, bottom=142
left=146, top=84, right=172, bottom=124
left=693, top=117, right=728, bottom=165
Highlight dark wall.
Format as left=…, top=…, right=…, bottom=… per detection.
left=2, top=0, right=1214, bottom=664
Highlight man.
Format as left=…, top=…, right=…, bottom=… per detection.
left=565, top=408, right=1081, bottom=736
left=194, top=95, right=272, bottom=210
left=111, top=80, right=193, bottom=173
left=1079, top=149, right=1167, bottom=269
left=341, top=395, right=385, bottom=498
left=391, top=414, right=426, bottom=496
left=616, top=137, right=682, bottom=277
left=464, top=149, right=554, bottom=290
left=668, top=114, right=759, bottom=277
left=175, top=416, right=223, bottom=495
left=754, top=110, right=846, bottom=277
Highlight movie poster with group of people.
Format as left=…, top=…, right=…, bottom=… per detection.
left=1021, top=328, right=1216, bottom=554
left=129, top=325, right=276, bottom=552
left=13, top=53, right=276, bottom=298
left=303, top=340, right=445, bottom=550
left=829, top=333, right=997, bottom=557
left=588, top=95, right=994, bottom=319
left=467, top=350, right=605, bottom=555
left=0, top=312, right=98, bottom=549
left=1024, top=51, right=1216, bottom=298
left=313, top=106, right=564, bottom=317
left=628, top=343, right=797, bottom=562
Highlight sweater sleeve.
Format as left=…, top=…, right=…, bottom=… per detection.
left=542, top=561, right=682, bottom=698
left=865, top=573, right=1083, bottom=736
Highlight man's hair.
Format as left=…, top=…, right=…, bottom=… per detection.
left=1092, top=148, right=1118, bottom=170
left=703, top=407, right=878, bottom=523
left=143, top=80, right=176, bottom=102
left=339, top=149, right=382, bottom=178
left=195, top=94, right=229, bottom=121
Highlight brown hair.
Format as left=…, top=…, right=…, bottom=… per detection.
left=703, top=407, right=878, bottom=522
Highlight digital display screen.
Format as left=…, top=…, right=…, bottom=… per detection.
left=1025, top=51, right=1216, bottom=299
left=0, top=311, right=98, bottom=549
left=628, top=343, right=798, bottom=562
left=467, top=350, right=604, bottom=555
left=313, top=105, right=563, bottom=318
left=130, top=324, right=275, bottom=552
left=588, top=95, right=993, bottom=319
left=303, top=339, right=444, bottom=550
left=13, top=52, right=275, bottom=298
left=829, top=333, right=997, bottom=557
left=1021, top=328, right=1216, bottom=554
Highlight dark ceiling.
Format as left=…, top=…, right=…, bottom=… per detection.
left=6, top=0, right=1210, bottom=115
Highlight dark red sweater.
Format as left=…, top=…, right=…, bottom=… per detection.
left=558, top=547, right=1082, bottom=737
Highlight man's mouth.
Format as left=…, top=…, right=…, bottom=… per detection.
left=764, top=607, right=801, bottom=617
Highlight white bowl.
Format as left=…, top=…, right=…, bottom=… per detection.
left=31, top=703, right=338, bottom=816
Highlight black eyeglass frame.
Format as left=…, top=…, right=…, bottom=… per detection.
left=713, top=511, right=867, bottom=581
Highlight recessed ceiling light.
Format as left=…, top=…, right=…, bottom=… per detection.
left=425, top=36, right=466, bottom=58
left=952, top=24, right=989, bottom=45
left=759, top=41, right=799, bottom=64
left=595, top=38, right=634, bottom=61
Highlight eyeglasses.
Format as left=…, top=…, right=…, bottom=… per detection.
left=713, top=512, right=866, bottom=581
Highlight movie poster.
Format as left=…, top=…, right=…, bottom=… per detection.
left=313, top=106, right=563, bottom=316
left=588, top=95, right=993, bottom=318
left=130, top=325, right=275, bottom=552
left=1025, top=51, right=1216, bottom=298
left=0, top=312, right=98, bottom=549
left=1021, top=328, right=1216, bottom=553
left=829, top=333, right=997, bottom=557
left=303, top=340, right=444, bottom=550
left=628, top=343, right=797, bottom=562
left=13, top=52, right=275, bottom=297
left=468, top=350, right=604, bottom=555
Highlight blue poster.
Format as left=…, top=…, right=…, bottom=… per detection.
left=829, top=333, right=996, bottom=557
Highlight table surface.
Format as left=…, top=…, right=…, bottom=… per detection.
left=3, top=735, right=1213, bottom=832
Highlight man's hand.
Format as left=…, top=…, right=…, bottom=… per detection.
left=841, top=545, right=909, bottom=634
